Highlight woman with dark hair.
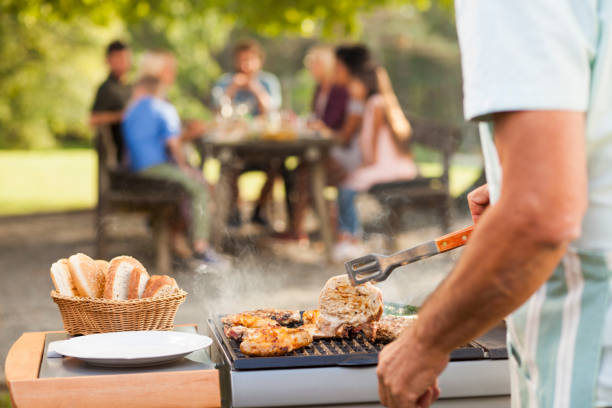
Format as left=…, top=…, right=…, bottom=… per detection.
left=304, top=45, right=349, bottom=131
left=282, top=45, right=371, bottom=251
left=336, top=63, right=417, bottom=258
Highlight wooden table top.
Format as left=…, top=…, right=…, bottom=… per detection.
left=5, top=325, right=221, bottom=408
left=198, top=135, right=334, bottom=157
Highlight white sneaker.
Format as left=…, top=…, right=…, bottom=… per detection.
left=333, top=241, right=364, bottom=263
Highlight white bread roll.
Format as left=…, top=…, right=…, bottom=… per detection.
left=50, top=259, right=78, bottom=297
left=95, top=259, right=110, bottom=280
left=104, top=256, right=148, bottom=300
left=68, top=253, right=105, bottom=298
left=142, top=275, right=178, bottom=298
left=128, top=265, right=150, bottom=299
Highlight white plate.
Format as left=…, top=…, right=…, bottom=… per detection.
left=52, top=331, right=212, bottom=367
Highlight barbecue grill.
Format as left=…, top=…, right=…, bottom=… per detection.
left=208, top=315, right=511, bottom=407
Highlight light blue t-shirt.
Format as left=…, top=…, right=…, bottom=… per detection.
left=211, top=71, right=282, bottom=116
left=122, top=96, right=181, bottom=172
left=456, top=1, right=612, bottom=406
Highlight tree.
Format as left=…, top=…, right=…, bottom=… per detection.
left=0, top=0, right=453, bottom=149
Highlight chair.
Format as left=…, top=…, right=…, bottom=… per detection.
left=367, top=116, right=463, bottom=250
left=95, top=125, right=187, bottom=273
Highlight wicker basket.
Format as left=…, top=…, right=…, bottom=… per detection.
left=51, top=290, right=187, bottom=335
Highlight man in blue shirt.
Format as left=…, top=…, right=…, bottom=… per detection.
left=211, top=39, right=283, bottom=226
left=211, top=39, right=281, bottom=117
left=123, top=73, right=220, bottom=264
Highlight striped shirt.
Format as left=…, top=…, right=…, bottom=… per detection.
left=456, top=1, right=612, bottom=406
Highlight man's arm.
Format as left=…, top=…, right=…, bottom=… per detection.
left=377, top=110, right=587, bottom=407
left=167, top=137, right=189, bottom=169
left=416, top=110, right=587, bottom=352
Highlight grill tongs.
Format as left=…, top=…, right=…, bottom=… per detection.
left=345, top=225, right=474, bottom=285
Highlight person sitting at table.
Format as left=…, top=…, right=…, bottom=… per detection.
left=211, top=39, right=282, bottom=116
left=336, top=63, right=418, bottom=259
left=122, top=69, right=222, bottom=265
left=211, top=39, right=283, bottom=227
left=284, top=45, right=370, bottom=252
left=89, top=40, right=132, bottom=164
left=279, top=45, right=352, bottom=241
left=306, top=45, right=350, bottom=132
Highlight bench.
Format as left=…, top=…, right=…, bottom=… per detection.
left=94, top=125, right=187, bottom=273
left=368, top=116, right=463, bottom=250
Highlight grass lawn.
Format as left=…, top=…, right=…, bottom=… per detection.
left=0, top=150, right=481, bottom=216
left=0, top=391, right=11, bottom=408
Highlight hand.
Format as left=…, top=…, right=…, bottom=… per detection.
left=467, top=184, right=489, bottom=224
left=307, top=119, right=326, bottom=131
left=231, top=73, right=249, bottom=88
left=377, top=328, right=447, bottom=408
left=187, top=120, right=206, bottom=138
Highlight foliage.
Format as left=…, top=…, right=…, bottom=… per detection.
left=0, top=14, right=123, bottom=148
left=0, top=0, right=454, bottom=149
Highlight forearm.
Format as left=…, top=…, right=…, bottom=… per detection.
left=414, top=111, right=587, bottom=355
left=89, top=111, right=123, bottom=126
left=168, top=139, right=188, bottom=169
left=250, top=83, right=271, bottom=115
left=414, top=197, right=568, bottom=355
left=336, top=114, right=361, bottom=144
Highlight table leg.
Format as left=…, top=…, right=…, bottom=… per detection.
left=212, top=162, right=233, bottom=250
left=311, top=160, right=333, bottom=262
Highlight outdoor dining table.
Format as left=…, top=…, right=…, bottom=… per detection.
left=196, top=134, right=335, bottom=261
left=4, top=324, right=221, bottom=408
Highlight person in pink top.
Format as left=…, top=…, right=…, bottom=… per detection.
left=335, top=63, right=417, bottom=259
left=344, top=65, right=417, bottom=191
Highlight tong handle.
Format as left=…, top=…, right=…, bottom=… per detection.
left=435, top=225, right=474, bottom=252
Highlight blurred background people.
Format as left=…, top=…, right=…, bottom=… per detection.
left=305, top=45, right=349, bottom=132
left=286, top=45, right=370, bottom=251
left=280, top=45, right=352, bottom=241
left=211, top=39, right=281, bottom=116
left=122, top=53, right=221, bottom=265
left=89, top=40, right=132, bottom=164
left=336, top=63, right=417, bottom=260
left=211, top=39, right=283, bottom=227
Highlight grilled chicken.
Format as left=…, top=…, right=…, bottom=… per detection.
left=240, top=327, right=313, bottom=357
left=244, top=309, right=302, bottom=325
left=302, top=309, right=320, bottom=325
left=360, top=315, right=418, bottom=343
left=224, top=325, right=251, bottom=340
left=317, top=275, right=383, bottom=338
left=221, top=313, right=280, bottom=329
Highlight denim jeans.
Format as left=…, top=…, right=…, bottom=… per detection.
left=337, top=188, right=360, bottom=236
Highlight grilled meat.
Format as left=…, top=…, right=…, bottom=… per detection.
left=317, top=275, right=383, bottom=337
left=221, top=313, right=280, bottom=329
left=302, top=309, right=320, bottom=325
left=239, top=327, right=313, bottom=357
left=361, top=315, right=418, bottom=343
left=224, top=325, right=251, bottom=340
left=244, top=309, right=302, bottom=325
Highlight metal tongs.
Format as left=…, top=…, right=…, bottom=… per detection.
left=345, top=225, right=474, bottom=285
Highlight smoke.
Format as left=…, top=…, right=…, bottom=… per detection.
left=189, top=244, right=322, bottom=319
left=376, top=248, right=463, bottom=306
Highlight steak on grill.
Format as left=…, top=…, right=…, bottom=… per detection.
left=360, top=315, right=418, bottom=343
left=240, top=309, right=302, bottom=325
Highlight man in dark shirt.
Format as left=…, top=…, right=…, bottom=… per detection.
left=90, top=40, right=132, bottom=163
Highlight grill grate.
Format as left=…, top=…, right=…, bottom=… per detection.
left=209, top=316, right=487, bottom=371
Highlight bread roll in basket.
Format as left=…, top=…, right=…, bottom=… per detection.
left=50, top=254, right=187, bottom=335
